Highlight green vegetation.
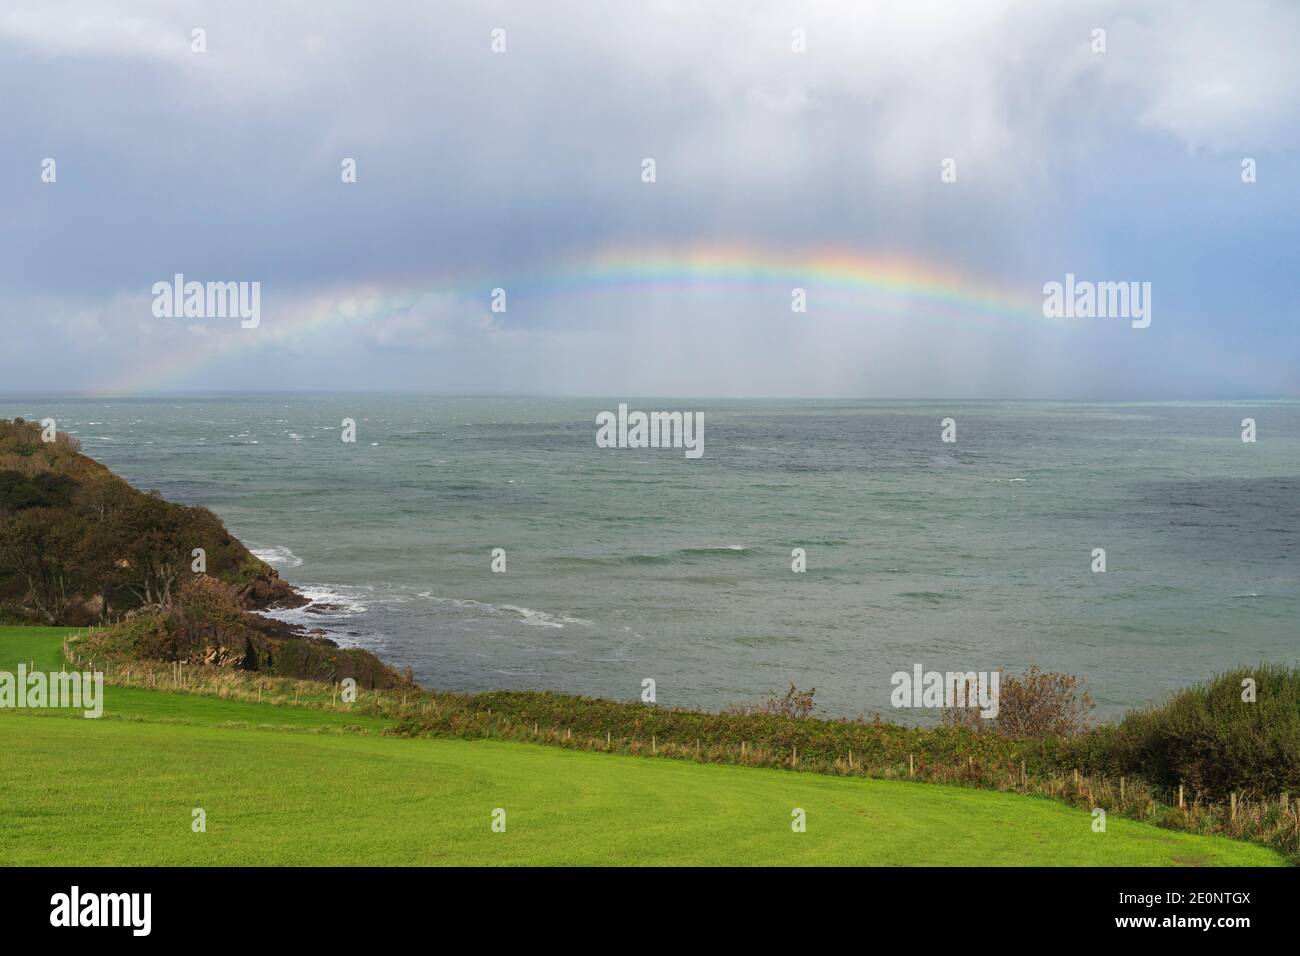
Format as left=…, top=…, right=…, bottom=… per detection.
left=1098, top=664, right=1300, bottom=798
left=4, top=719, right=1281, bottom=866
left=0, top=418, right=409, bottom=687
left=0, top=417, right=296, bottom=625
left=0, top=626, right=1288, bottom=866
left=81, top=576, right=413, bottom=690
left=391, top=682, right=1300, bottom=862
left=0, top=627, right=391, bottom=732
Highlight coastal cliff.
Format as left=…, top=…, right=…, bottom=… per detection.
left=0, top=417, right=303, bottom=624
left=0, top=417, right=411, bottom=689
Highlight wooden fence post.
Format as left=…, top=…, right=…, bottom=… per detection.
left=909, top=754, right=915, bottom=778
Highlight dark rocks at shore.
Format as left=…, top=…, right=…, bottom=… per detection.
left=234, top=569, right=310, bottom=611
left=303, top=603, right=343, bottom=614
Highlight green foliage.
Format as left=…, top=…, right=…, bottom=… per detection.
left=0, top=471, right=76, bottom=511
left=80, top=583, right=413, bottom=690
left=0, top=418, right=284, bottom=624
left=392, top=667, right=1300, bottom=807
left=88, top=612, right=176, bottom=661
left=397, top=687, right=1041, bottom=772
left=221, top=555, right=275, bottom=589
left=1095, top=664, right=1300, bottom=799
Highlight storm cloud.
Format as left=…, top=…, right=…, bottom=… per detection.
left=2, top=0, right=1297, bottom=397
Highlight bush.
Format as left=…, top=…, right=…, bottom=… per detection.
left=1103, top=664, right=1300, bottom=799
left=944, top=666, right=1094, bottom=738
left=80, top=579, right=416, bottom=691
left=173, top=575, right=249, bottom=653
left=754, top=683, right=817, bottom=719
left=0, top=472, right=76, bottom=512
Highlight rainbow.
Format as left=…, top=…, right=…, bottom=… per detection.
left=101, top=243, right=1050, bottom=394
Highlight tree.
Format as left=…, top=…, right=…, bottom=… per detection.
left=112, top=492, right=194, bottom=607
left=0, top=507, right=80, bottom=623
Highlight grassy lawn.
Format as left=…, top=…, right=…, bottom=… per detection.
left=0, top=626, right=1285, bottom=866
left=0, top=626, right=392, bottom=733
left=0, top=626, right=68, bottom=671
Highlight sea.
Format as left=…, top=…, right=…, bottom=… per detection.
left=3, top=395, right=1297, bottom=720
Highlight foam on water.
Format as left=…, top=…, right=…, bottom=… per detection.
left=250, top=545, right=304, bottom=568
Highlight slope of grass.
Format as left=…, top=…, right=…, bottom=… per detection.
left=0, top=625, right=70, bottom=671
left=0, top=626, right=1285, bottom=866
left=0, top=718, right=1282, bottom=866
left=0, top=626, right=391, bottom=733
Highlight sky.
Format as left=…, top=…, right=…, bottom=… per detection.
left=1, top=0, right=1297, bottom=399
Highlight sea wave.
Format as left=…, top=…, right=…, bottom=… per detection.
left=261, top=584, right=371, bottom=625
left=499, top=605, right=593, bottom=628
left=294, top=584, right=370, bottom=614
left=250, top=545, right=303, bottom=568
left=416, top=592, right=592, bottom=628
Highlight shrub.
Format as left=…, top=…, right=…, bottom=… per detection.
left=996, top=666, right=1094, bottom=737
left=944, top=666, right=1094, bottom=738
left=755, top=683, right=817, bottom=719
left=80, top=579, right=416, bottom=691
left=1103, top=664, right=1300, bottom=799
left=174, top=575, right=248, bottom=652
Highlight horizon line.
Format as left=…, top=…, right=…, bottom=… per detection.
left=1, top=391, right=1296, bottom=404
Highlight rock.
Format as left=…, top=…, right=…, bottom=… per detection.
left=234, top=569, right=309, bottom=611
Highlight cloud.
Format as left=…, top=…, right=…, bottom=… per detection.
left=1, top=0, right=1296, bottom=397
left=351, top=292, right=502, bottom=353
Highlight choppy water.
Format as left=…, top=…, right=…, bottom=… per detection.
left=4, top=396, right=1297, bottom=719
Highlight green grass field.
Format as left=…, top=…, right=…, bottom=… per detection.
left=0, top=626, right=1285, bottom=866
